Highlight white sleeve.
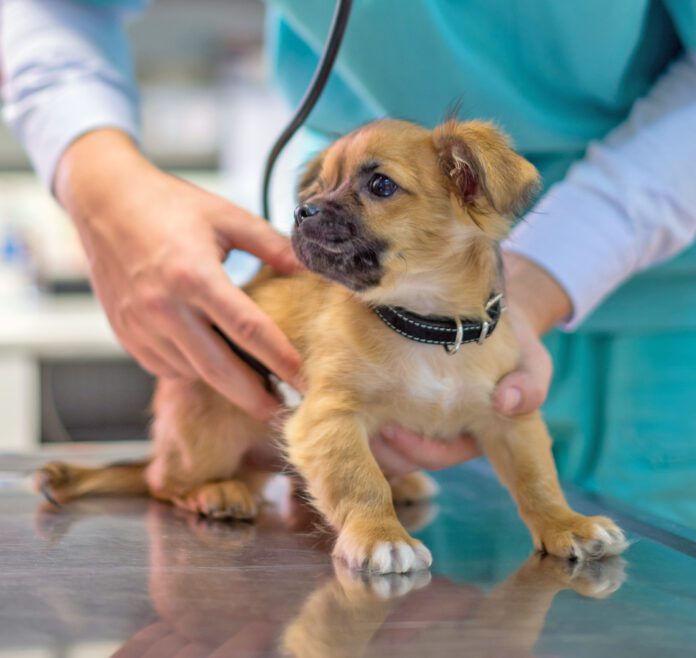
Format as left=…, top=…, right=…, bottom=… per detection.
left=0, top=0, right=148, bottom=188
left=503, top=51, right=696, bottom=329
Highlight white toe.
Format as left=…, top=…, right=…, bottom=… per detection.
left=368, top=541, right=418, bottom=574
left=369, top=542, right=397, bottom=573
left=334, top=532, right=433, bottom=575
left=393, top=542, right=415, bottom=572
left=574, top=524, right=629, bottom=561
left=413, top=541, right=433, bottom=569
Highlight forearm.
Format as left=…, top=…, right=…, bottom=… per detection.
left=1, top=0, right=146, bottom=188
left=503, top=252, right=571, bottom=336
left=503, top=50, right=696, bottom=329
left=55, top=128, right=150, bottom=223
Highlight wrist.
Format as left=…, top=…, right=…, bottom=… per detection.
left=502, top=251, right=572, bottom=336
left=54, top=129, right=153, bottom=222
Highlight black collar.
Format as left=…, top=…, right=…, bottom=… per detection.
left=214, top=292, right=504, bottom=389
left=373, top=293, right=504, bottom=354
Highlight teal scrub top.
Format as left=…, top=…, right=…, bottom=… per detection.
left=266, top=0, right=696, bottom=333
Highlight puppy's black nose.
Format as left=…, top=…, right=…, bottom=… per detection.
left=294, top=203, right=319, bottom=226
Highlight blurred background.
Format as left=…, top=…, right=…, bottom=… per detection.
left=0, top=0, right=297, bottom=451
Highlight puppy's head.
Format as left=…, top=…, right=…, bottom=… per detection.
left=292, top=119, right=539, bottom=303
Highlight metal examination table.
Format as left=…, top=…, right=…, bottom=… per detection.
left=1, top=443, right=695, bottom=657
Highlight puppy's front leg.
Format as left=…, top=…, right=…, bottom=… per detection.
left=479, top=412, right=627, bottom=561
left=285, top=396, right=432, bottom=574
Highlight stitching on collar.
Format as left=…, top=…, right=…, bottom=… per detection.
left=389, top=307, right=453, bottom=331
left=374, top=308, right=453, bottom=344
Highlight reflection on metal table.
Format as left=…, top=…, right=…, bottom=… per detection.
left=1, top=443, right=695, bottom=657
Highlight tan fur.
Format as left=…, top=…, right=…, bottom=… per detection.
left=36, top=119, right=626, bottom=572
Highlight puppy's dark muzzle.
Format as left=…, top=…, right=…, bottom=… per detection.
left=291, top=205, right=387, bottom=291
left=293, top=204, right=358, bottom=244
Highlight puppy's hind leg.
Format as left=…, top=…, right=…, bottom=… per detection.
left=36, top=459, right=150, bottom=505
left=147, top=379, right=270, bottom=521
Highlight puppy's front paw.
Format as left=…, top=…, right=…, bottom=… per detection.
left=537, top=515, right=628, bottom=561
left=334, top=519, right=432, bottom=574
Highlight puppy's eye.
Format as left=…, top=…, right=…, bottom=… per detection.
left=367, top=173, right=398, bottom=198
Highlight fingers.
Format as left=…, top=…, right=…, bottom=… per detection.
left=216, top=205, right=302, bottom=274
left=164, top=309, right=281, bottom=421
left=126, top=326, right=197, bottom=379
left=377, top=425, right=481, bottom=473
left=134, top=347, right=182, bottom=379
left=370, top=434, right=422, bottom=478
left=114, top=258, right=301, bottom=415
left=152, top=338, right=198, bottom=379
left=116, top=331, right=186, bottom=380
left=493, top=331, right=552, bottom=416
left=196, top=268, right=305, bottom=391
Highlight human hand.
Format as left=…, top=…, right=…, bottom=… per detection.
left=492, top=250, right=570, bottom=415
left=55, top=129, right=304, bottom=420
left=491, top=300, right=553, bottom=415
left=370, top=427, right=481, bottom=477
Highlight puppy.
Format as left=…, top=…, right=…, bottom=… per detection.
left=37, top=119, right=628, bottom=573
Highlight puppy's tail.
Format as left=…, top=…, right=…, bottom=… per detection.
left=35, top=458, right=151, bottom=506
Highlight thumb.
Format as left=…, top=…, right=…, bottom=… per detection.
left=217, top=204, right=302, bottom=274
left=493, top=337, right=552, bottom=416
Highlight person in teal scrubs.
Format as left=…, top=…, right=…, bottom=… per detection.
left=3, top=1, right=696, bottom=528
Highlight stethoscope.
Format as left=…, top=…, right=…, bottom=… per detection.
left=218, top=0, right=353, bottom=383
left=261, top=0, right=353, bottom=222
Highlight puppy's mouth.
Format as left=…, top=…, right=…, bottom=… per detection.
left=291, top=221, right=387, bottom=292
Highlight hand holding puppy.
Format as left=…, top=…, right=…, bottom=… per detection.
left=55, top=129, right=305, bottom=421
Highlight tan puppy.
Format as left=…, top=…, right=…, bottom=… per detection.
left=37, top=119, right=628, bottom=573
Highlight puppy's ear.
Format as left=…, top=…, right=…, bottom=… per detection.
left=296, top=149, right=326, bottom=200
left=432, top=120, right=540, bottom=216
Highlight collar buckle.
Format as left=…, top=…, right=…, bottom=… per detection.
left=477, top=320, right=491, bottom=345
left=444, top=317, right=464, bottom=355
